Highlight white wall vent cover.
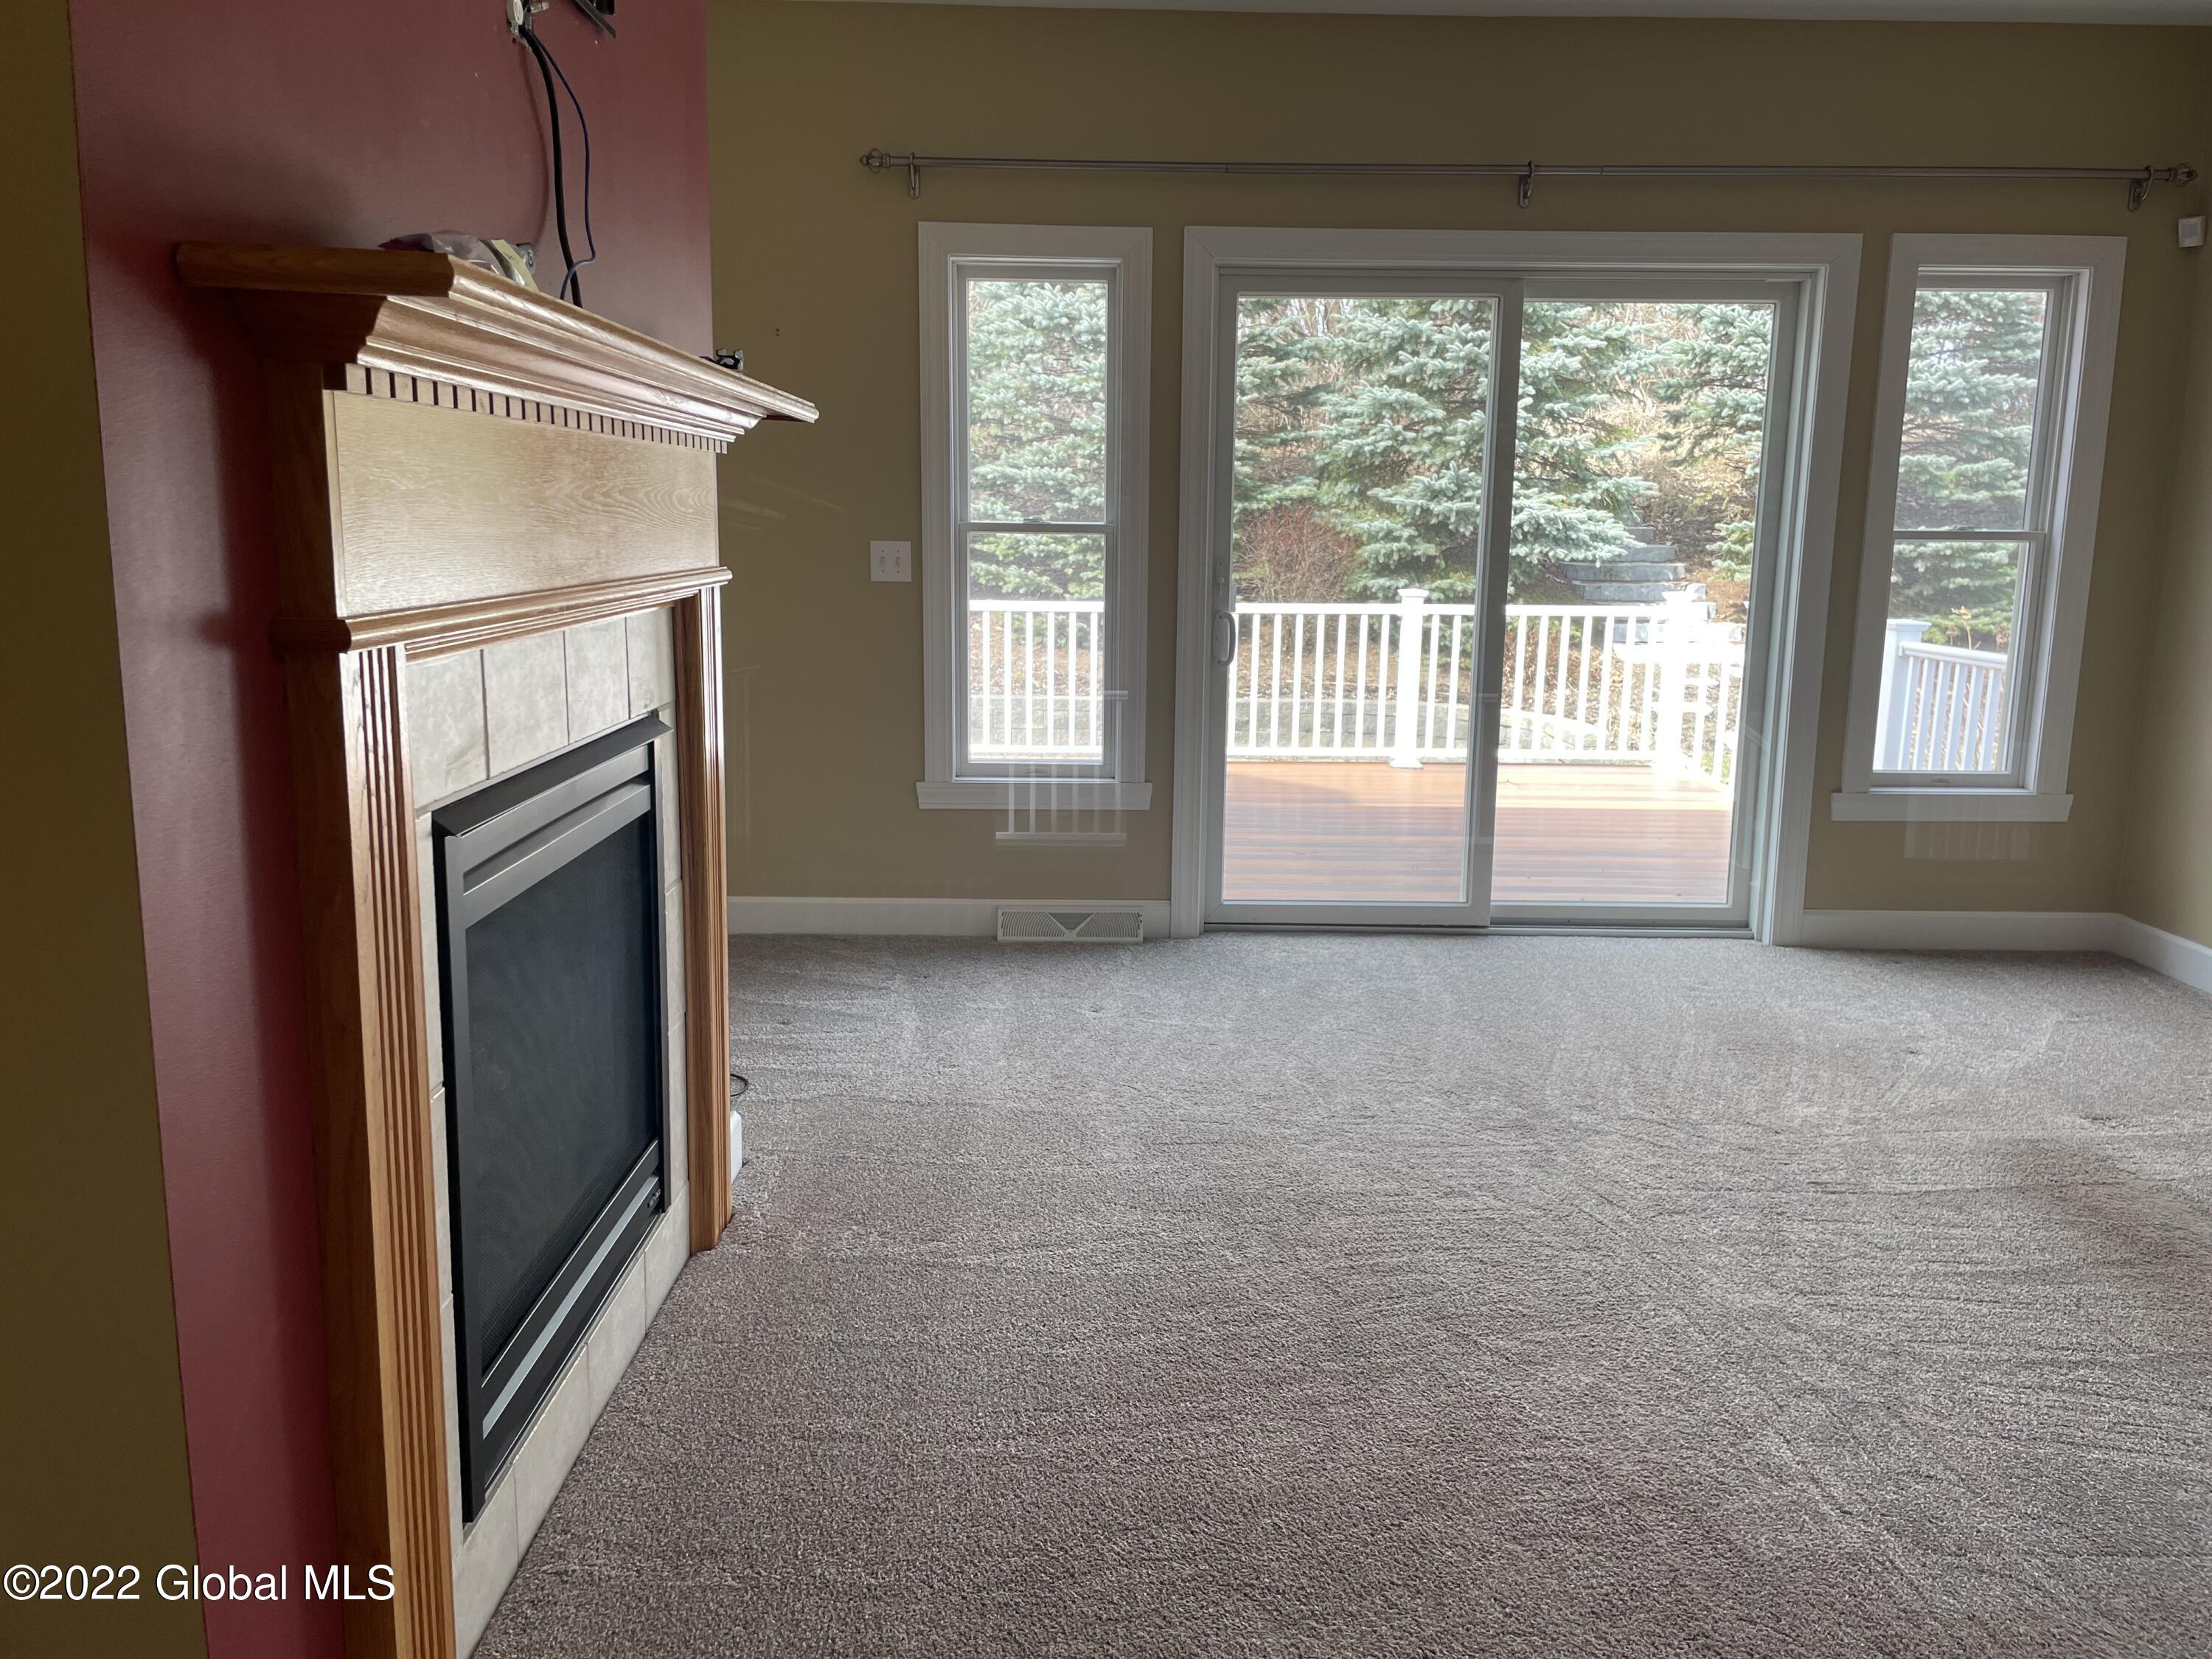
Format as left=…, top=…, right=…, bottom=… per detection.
left=997, top=906, right=1145, bottom=944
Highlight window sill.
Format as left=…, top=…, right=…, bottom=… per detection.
left=1829, top=790, right=2073, bottom=824
left=917, top=779, right=1153, bottom=812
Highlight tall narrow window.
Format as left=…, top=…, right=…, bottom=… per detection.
left=917, top=226, right=1152, bottom=809
left=1838, top=237, right=2123, bottom=819
left=1882, top=282, right=2053, bottom=777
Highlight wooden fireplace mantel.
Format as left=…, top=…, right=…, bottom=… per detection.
left=178, top=241, right=815, bottom=442
left=182, top=245, right=815, bottom=1659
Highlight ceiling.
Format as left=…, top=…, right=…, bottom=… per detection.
left=815, top=0, right=2212, bottom=20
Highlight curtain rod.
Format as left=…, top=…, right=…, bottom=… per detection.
left=860, top=149, right=2197, bottom=211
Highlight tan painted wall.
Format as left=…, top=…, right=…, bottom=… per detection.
left=710, top=1, right=2211, bottom=914
left=0, top=8, right=206, bottom=1655
left=2124, top=114, right=2212, bottom=950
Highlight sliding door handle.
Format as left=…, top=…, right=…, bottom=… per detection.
left=1213, top=611, right=1238, bottom=666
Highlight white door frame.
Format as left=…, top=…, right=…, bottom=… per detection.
left=1199, top=271, right=1524, bottom=931
left=1169, top=228, right=1862, bottom=943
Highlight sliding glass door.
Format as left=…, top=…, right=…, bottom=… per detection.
left=1201, top=272, right=1798, bottom=930
left=1206, top=276, right=1522, bottom=928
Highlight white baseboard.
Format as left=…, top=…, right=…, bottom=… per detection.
left=726, top=897, right=2209, bottom=995
left=1796, top=907, right=2211, bottom=998
left=1792, top=908, right=2115, bottom=952
left=2108, top=914, right=2212, bottom=998
left=726, top=896, right=1172, bottom=939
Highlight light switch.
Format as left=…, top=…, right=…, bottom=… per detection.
left=870, top=540, right=913, bottom=582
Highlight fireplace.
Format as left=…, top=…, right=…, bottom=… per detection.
left=432, top=713, right=672, bottom=1520
left=181, top=243, right=813, bottom=1657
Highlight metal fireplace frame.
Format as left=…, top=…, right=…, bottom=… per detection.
left=433, top=714, right=672, bottom=1520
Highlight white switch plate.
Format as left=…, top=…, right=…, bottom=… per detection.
left=2180, top=215, right=2207, bottom=250
left=870, top=540, right=913, bottom=582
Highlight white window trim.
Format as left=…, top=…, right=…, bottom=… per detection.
left=916, top=223, right=1152, bottom=812
left=1834, top=234, right=2124, bottom=824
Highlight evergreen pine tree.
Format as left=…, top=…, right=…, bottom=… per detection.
left=1888, top=288, right=2047, bottom=644
left=961, top=277, right=1110, bottom=599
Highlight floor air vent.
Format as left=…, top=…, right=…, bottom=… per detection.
left=997, top=906, right=1145, bottom=944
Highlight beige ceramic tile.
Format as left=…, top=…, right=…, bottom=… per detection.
left=407, top=651, right=487, bottom=806
left=645, top=1208, right=686, bottom=1318
left=585, top=1256, right=650, bottom=1419
left=512, top=1350, right=594, bottom=1554
left=654, top=728, right=682, bottom=886
left=664, top=1013, right=689, bottom=1205
left=663, top=879, right=686, bottom=1021
left=440, top=1292, right=463, bottom=1554
left=483, top=632, right=568, bottom=776
left=627, top=607, right=675, bottom=717
left=453, top=1471, right=518, bottom=1659
left=563, top=618, right=629, bottom=741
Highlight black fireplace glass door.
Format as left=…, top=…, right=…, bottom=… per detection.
left=434, top=712, right=670, bottom=1520
left=461, top=815, right=659, bottom=1365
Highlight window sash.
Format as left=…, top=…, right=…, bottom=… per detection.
left=1843, top=240, right=2120, bottom=807
left=954, top=262, right=1118, bottom=531
left=953, top=260, right=1121, bottom=779
left=1874, top=273, right=2075, bottom=790
left=1874, top=531, right=2039, bottom=784
left=1892, top=274, right=2069, bottom=540
left=959, top=525, right=1116, bottom=772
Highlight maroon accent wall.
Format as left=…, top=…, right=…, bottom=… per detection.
left=64, top=6, right=710, bottom=1655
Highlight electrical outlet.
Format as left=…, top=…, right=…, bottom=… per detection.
left=871, top=541, right=913, bottom=582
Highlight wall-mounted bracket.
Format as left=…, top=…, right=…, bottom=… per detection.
left=565, top=0, right=616, bottom=36
left=1517, top=161, right=1537, bottom=210
left=862, top=148, right=922, bottom=198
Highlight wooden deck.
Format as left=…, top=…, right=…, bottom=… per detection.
left=1222, top=760, right=1734, bottom=907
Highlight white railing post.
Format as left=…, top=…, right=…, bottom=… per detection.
left=1651, top=589, right=1701, bottom=776
left=1874, top=617, right=1927, bottom=771
left=1389, top=588, right=1430, bottom=768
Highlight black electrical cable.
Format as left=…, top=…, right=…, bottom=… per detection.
left=516, top=27, right=577, bottom=303
left=517, top=23, right=595, bottom=307
left=536, top=34, right=598, bottom=298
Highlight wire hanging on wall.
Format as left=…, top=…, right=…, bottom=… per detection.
left=519, top=21, right=598, bottom=306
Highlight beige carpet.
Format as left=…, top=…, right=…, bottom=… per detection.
left=479, top=936, right=2211, bottom=1658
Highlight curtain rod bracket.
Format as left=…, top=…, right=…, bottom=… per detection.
left=860, top=148, right=922, bottom=198
left=1517, top=161, right=1537, bottom=210
left=2127, top=170, right=2152, bottom=212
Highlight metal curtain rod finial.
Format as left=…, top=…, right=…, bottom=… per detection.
left=861, top=149, right=2199, bottom=211
left=860, top=148, right=921, bottom=198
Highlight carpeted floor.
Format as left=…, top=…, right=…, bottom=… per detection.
left=479, top=936, right=2212, bottom=1658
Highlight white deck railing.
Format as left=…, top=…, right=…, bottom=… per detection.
left=1874, top=619, right=2009, bottom=773
left=967, top=593, right=2011, bottom=785
left=968, top=600, right=1111, bottom=760
left=970, top=587, right=1749, bottom=780
left=1225, top=588, right=1746, bottom=780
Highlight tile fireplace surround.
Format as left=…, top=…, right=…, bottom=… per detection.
left=180, top=243, right=815, bottom=1659
left=410, top=611, right=693, bottom=1654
